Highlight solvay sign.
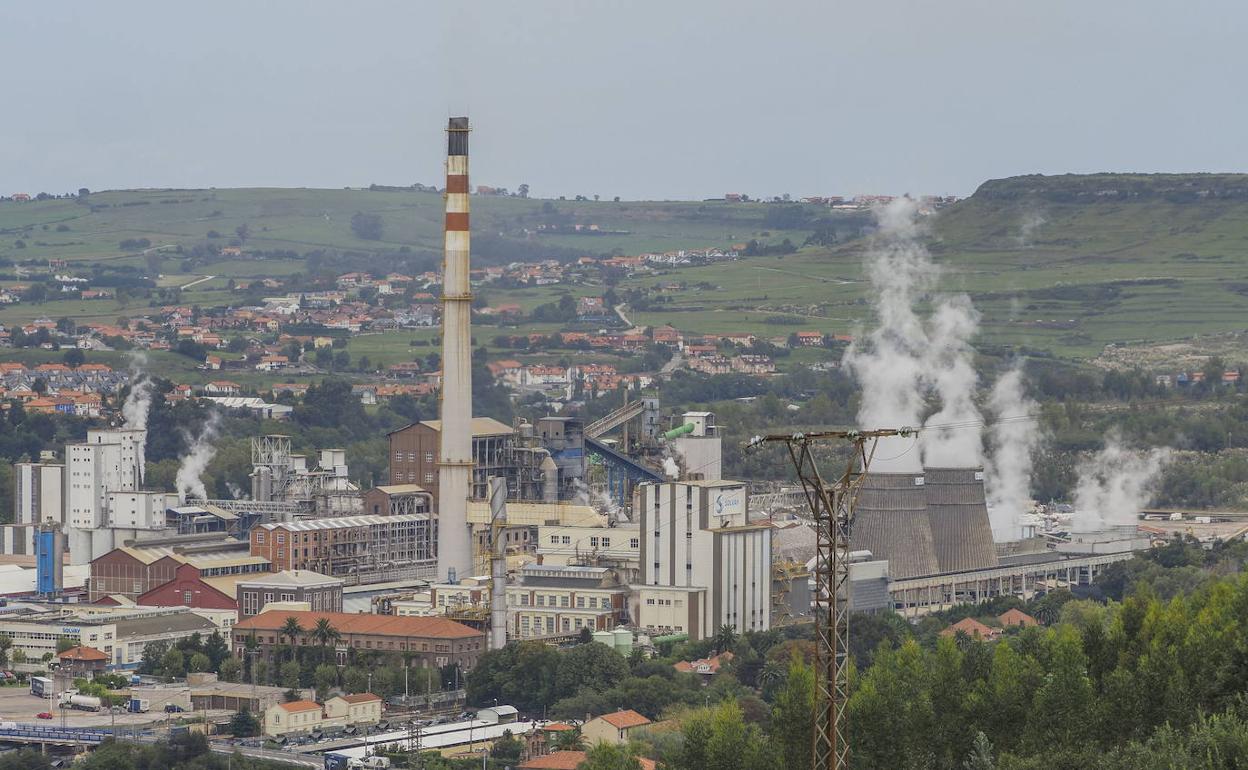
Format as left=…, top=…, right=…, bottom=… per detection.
left=713, top=487, right=745, bottom=518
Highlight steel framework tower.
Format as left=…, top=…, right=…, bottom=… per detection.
left=747, top=427, right=914, bottom=770
left=436, top=116, right=474, bottom=584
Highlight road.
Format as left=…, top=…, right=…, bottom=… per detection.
left=179, top=274, right=215, bottom=290
left=613, top=302, right=633, bottom=330
left=659, top=350, right=684, bottom=377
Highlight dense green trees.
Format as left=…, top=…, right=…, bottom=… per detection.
left=842, top=560, right=1248, bottom=768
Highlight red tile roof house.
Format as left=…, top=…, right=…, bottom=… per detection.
left=940, top=617, right=1000, bottom=641
left=520, top=751, right=656, bottom=770
left=582, top=709, right=652, bottom=745
left=998, top=608, right=1040, bottom=629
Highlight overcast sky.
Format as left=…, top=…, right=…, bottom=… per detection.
left=2, top=1, right=1244, bottom=200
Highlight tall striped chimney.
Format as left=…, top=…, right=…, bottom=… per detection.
left=436, top=116, right=474, bottom=584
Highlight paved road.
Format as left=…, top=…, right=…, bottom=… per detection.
left=659, top=350, right=684, bottom=377
left=180, top=274, right=216, bottom=290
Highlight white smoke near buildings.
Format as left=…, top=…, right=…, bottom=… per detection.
left=1072, top=434, right=1172, bottom=532
left=984, top=366, right=1043, bottom=540
left=920, top=295, right=983, bottom=467
left=121, top=367, right=154, bottom=431
left=663, top=456, right=681, bottom=479
left=843, top=198, right=937, bottom=472
left=176, top=414, right=222, bottom=503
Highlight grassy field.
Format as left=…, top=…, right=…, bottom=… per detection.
left=5, top=176, right=1248, bottom=365
left=0, top=188, right=810, bottom=268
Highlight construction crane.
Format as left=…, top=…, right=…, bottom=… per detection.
left=746, top=427, right=915, bottom=770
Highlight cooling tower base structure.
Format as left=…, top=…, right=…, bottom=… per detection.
left=852, top=467, right=999, bottom=580
left=435, top=116, right=474, bottom=585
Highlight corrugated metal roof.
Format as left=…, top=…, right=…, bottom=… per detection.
left=259, top=514, right=428, bottom=532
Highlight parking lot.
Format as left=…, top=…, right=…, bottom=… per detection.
left=0, top=685, right=229, bottom=730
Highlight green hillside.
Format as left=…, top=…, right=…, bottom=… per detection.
left=4, top=175, right=1248, bottom=363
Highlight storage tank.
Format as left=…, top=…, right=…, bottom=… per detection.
left=613, top=628, right=633, bottom=654
left=592, top=630, right=614, bottom=648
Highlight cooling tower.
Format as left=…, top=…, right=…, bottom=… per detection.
left=852, top=472, right=940, bottom=579
left=436, top=116, right=474, bottom=584
left=923, top=467, right=1000, bottom=573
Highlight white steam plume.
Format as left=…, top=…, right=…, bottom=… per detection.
left=663, top=456, right=680, bottom=479
left=121, top=352, right=154, bottom=430
left=920, top=295, right=983, bottom=467
left=1015, top=208, right=1047, bottom=248
left=1072, top=433, right=1171, bottom=532
left=984, top=366, right=1042, bottom=540
left=843, top=198, right=936, bottom=472
left=176, top=413, right=222, bottom=503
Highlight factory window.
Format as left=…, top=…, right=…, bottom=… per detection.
left=630, top=538, right=639, bottom=549
left=561, top=596, right=569, bottom=607
left=646, top=598, right=655, bottom=605
left=549, top=535, right=558, bottom=544
left=183, top=591, right=192, bottom=605
left=256, top=533, right=265, bottom=544
left=536, top=596, right=545, bottom=607
left=576, top=597, right=585, bottom=608
left=520, top=595, right=529, bottom=606
left=601, top=537, right=610, bottom=547
left=561, top=536, right=570, bottom=544
left=424, top=474, right=434, bottom=484
left=589, top=537, right=599, bottom=548
left=425, top=452, right=433, bottom=463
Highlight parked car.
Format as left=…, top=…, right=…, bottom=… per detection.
left=36, top=712, right=53, bottom=720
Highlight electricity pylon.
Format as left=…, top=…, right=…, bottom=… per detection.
left=746, top=427, right=915, bottom=770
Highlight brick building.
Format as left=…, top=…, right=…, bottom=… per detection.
left=386, top=417, right=514, bottom=504
left=249, top=514, right=434, bottom=578
left=236, top=570, right=343, bottom=619
left=232, top=610, right=485, bottom=670
left=134, top=562, right=246, bottom=610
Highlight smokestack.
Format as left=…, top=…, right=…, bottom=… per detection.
left=436, top=116, right=474, bottom=585
left=487, top=476, right=509, bottom=651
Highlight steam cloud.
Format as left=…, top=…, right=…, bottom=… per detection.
left=1072, top=433, right=1171, bottom=532
left=844, top=198, right=982, bottom=471
left=1015, top=208, right=1047, bottom=248
left=663, top=456, right=680, bottom=479
left=920, top=295, right=984, bottom=467
left=121, top=353, right=154, bottom=431
left=176, top=413, right=222, bottom=503
left=984, top=366, right=1043, bottom=540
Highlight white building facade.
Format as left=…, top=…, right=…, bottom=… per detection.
left=633, top=480, right=771, bottom=640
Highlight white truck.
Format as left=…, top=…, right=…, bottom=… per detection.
left=59, top=693, right=103, bottom=712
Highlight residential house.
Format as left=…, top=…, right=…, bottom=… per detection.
left=581, top=710, right=652, bottom=745
left=940, top=617, right=999, bottom=641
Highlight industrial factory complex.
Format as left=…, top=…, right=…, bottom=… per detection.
left=0, top=117, right=1161, bottom=682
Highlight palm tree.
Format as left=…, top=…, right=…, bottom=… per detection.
left=312, top=618, right=341, bottom=664
left=713, top=624, right=738, bottom=655
left=280, top=616, right=304, bottom=663
left=759, top=658, right=786, bottom=692
left=552, top=728, right=586, bottom=752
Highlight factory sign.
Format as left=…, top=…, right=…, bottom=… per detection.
left=713, top=487, right=746, bottom=518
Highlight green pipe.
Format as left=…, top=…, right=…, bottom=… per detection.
left=663, top=422, right=695, bottom=441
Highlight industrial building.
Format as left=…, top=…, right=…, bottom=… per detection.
left=388, top=417, right=568, bottom=505
left=236, top=569, right=344, bottom=618
left=851, top=468, right=999, bottom=580
left=506, top=564, right=629, bottom=638
left=4, top=462, right=64, bottom=555
left=633, top=480, right=772, bottom=640
left=232, top=610, right=485, bottom=670
left=88, top=533, right=272, bottom=602
left=249, top=513, right=436, bottom=582
left=250, top=438, right=361, bottom=515
left=0, top=604, right=217, bottom=666
left=65, top=428, right=158, bottom=564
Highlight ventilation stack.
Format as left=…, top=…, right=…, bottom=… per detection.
left=436, top=116, right=474, bottom=585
